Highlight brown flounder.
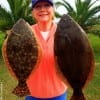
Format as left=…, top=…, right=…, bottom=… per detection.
left=54, top=14, right=95, bottom=100
left=2, top=19, right=40, bottom=97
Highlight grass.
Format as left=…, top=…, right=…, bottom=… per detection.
left=88, top=34, right=100, bottom=63
left=84, top=64, right=100, bottom=100
left=0, top=33, right=100, bottom=100
left=67, top=64, right=100, bottom=100
left=0, top=32, right=5, bottom=56
left=84, top=34, right=100, bottom=100
left=0, top=58, right=25, bottom=100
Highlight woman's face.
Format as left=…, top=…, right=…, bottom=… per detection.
left=32, top=2, right=54, bottom=23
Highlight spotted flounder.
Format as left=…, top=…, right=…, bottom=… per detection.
left=2, top=19, right=40, bottom=97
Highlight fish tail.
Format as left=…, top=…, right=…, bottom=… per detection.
left=12, top=82, right=30, bottom=97
left=70, top=89, right=86, bottom=100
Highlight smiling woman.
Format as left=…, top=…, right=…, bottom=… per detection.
left=32, top=2, right=54, bottom=24
left=25, top=0, right=68, bottom=100
left=17, top=0, right=68, bottom=100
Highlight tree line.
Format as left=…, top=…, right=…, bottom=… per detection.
left=0, top=0, right=100, bottom=32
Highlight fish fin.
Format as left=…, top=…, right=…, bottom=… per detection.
left=12, top=82, right=30, bottom=97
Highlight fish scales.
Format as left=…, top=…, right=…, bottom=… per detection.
left=54, top=14, right=95, bottom=100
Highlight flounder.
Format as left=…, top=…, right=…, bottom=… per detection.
left=54, top=14, right=95, bottom=100
left=2, top=19, right=40, bottom=97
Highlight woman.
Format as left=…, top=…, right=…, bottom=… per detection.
left=26, top=0, right=67, bottom=100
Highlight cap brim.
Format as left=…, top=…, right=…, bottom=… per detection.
left=32, top=0, right=53, bottom=8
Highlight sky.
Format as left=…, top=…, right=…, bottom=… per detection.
left=0, top=0, right=100, bottom=15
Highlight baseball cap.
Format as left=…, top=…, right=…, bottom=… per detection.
left=32, top=0, right=53, bottom=8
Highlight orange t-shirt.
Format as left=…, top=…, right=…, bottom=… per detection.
left=26, top=22, right=67, bottom=98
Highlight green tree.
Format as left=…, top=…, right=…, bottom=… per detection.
left=55, top=0, right=100, bottom=29
left=0, top=0, right=35, bottom=31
